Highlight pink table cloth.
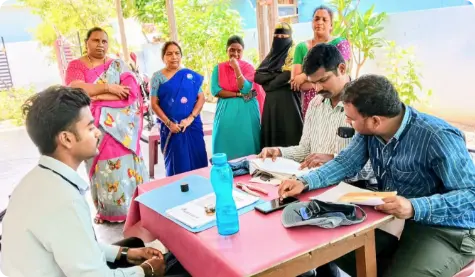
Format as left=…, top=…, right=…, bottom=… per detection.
left=124, top=166, right=391, bottom=277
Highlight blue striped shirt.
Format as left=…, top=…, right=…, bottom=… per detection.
left=301, top=106, right=475, bottom=229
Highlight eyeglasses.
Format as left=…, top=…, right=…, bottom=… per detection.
left=294, top=201, right=356, bottom=221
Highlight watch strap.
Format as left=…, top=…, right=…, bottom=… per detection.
left=119, top=247, right=129, bottom=263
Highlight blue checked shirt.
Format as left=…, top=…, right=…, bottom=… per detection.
left=300, top=105, right=475, bottom=229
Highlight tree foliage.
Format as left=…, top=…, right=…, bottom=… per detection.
left=382, top=41, right=432, bottom=105
left=133, top=0, right=243, bottom=100
left=19, top=0, right=116, bottom=50
left=327, top=0, right=387, bottom=77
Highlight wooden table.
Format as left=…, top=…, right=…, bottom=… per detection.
left=125, top=166, right=393, bottom=277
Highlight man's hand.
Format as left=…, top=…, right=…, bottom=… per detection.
left=141, top=256, right=166, bottom=277
left=375, top=196, right=415, bottom=219
left=278, top=179, right=306, bottom=199
left=257, top=147, right=282, bottom=161
left=299, top=153, right=334, bottom=169
left=127, top=247, right=163, bottom=265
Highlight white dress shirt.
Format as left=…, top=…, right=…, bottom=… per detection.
left=280, top=97, right=349, bottom=161
left=1, top=156, right=145, bottom=277
left=280, top=97, right=375, bottom=182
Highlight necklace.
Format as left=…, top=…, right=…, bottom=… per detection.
left=86, top=55, right=107, bottom=83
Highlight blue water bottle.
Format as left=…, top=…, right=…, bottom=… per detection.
left=210, top=153, right=239, bottom=235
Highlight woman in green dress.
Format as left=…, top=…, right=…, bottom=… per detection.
left=211, top=35, right=262, bottom=160
left=291, top=5, right=351, bottom=118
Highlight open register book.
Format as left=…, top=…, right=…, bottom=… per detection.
left=249, top=157, right=313, bottom=185
left=166, top=190, right=259, bottom=229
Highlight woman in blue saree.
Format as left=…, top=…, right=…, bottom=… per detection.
left=150, top=41, right=208, bottom=176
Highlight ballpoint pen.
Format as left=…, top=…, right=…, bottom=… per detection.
left=236, top=183, right=268, bottom=197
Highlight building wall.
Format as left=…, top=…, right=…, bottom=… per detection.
left=242, top=5, right=475, bottom=125
left=232, top=0, right=471, bottom=29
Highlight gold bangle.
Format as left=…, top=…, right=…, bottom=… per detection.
left=237, top=74, right=243, bottom=80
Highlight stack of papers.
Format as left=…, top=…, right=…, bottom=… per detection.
left=166, top=190, right=259, bottom=229
left=249, top=158, right=312, bottom=185
left=311, top=182, right=389, bottom=206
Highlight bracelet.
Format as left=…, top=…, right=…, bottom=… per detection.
left=165, top=120, right=171, bottom=127
left=143, top=261, right=154, bottom=277
left=236, top=74, right=243, bottom=80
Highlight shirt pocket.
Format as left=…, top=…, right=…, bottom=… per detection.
left=391, top=166, right=422, bottom=189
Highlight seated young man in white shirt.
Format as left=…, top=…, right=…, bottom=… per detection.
left=1, top=86, right=189, bottom=277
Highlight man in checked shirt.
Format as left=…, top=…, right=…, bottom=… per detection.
left=279, top=45, right=475, bottom=277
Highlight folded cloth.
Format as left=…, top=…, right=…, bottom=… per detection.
left=209, top=158, right=250, bottom=177
left=282, top=200, right=366, bottom=229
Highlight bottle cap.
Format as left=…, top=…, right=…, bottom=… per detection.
left=212, top=153, right=228, bottom=165
left=180, top=183, right=189, bottom=192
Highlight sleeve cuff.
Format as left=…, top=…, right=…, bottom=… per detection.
left=279, top=147, right=289, bottom=159
left=300, top=172, right=320, bottom=190
left=120, top=266, right=146, bottom=277
left=409, top=197, right=431, bottom=222
left=99, top=243, right=121, bottom=263
left=240, top=80, right=252, bottom=94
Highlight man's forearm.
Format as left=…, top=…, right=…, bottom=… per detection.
left=301, top=134, right=369, bottom=190
left=280, top=145, right=309, bottom=163
left=409, top=189, right=475, bottom=228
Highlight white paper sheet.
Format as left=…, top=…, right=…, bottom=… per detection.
left=310, top=182, right=405, bottom=239
left=166, top=191, right=259, bottom=229
left=250, top=157, right=312, bottom=178
left=248, top=176, right=281, bottom=186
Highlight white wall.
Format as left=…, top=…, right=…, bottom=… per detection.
left=362, top=6, right=475, bottom=125
left=244, top=6, right=475, bottom=125
left=5, top=41, right=62, bottom=90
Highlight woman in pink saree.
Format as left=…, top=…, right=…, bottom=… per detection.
left=65, top=27, right=148, bottom=224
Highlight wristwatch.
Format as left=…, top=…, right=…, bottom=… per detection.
left=297, top=178, right=310, bottom=193
left=119, top=247, right=129, bottom=263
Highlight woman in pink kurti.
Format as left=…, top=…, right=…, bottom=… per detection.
left=65, top=27, right=148, bottom=224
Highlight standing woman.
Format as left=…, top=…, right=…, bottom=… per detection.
left=65, top=27, right=148, bottom=224
left=291, top=5, right=351, bottom=118
left=255, top=23, right=303, bottom=148
left=211, top=35, right=261, bottom=161
left=150, top=41, right=208, bottom=177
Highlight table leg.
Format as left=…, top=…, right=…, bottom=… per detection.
left=148, top=139, right=156, bottom=178
left=355, top=229, right=377, bottom=277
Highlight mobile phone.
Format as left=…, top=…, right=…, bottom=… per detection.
left=255, top=197, right=299, bottom=214
left=337, top=127, right=355, bottom=138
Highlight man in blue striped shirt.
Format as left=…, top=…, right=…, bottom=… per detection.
left=279, top=50, right=475, bottom=276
